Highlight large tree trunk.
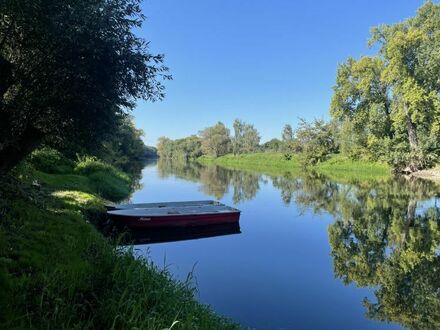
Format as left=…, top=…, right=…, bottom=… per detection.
left=0, top=126, right=45, bottom=173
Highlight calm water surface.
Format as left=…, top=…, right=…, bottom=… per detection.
left=128, top=160, right=440, bottom=330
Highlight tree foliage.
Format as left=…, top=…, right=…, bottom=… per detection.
left=232, top=119, right=261, bottom=155
left=261, top=138, right=284, bottom=152
left=157, top=135, right=202, bottom=161
left=95, top=116, right=156, bottom=174
left=331, top=1, right=440, bottom=171
left=199, top=122, right=231, bottom=157
left=294, top=119, right=338, bottom=166
left=0, top=0, right=170, bottom=172
left=282, top=124, right=293, bottom=142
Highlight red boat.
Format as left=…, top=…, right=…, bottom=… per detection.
left=107, top=200, right=240, bottom=229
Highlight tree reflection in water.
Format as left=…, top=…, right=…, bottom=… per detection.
left=158, top=159, right=263, bottom=203
left=157, top=159, right=440, bottom=329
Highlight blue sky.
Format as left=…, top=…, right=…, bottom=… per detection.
left=133, top=0, right=426, bottom=146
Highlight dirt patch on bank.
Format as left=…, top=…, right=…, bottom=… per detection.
left=411, top=166, right=440, bottom=182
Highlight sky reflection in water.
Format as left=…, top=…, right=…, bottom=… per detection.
left=129, top=160, right=440, bottom=330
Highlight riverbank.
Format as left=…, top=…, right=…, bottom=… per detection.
left=0, top=154, right=237, bottom=329
left=412, top=165, right=440, bottom=182
left=198, top=153, right=391, bottom=181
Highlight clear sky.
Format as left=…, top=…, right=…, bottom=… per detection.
left=133, top=0, right=426, bottom=146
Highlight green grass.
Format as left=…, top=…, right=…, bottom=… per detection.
left=198, top=152, right=391, bottom=182
left=199, top=152, right=301, bottom=176
left=313, top=154, right=391, bottom=181
left=0, top=157, right=238, bottom=329
left=34, top=161, right=132, bottom=202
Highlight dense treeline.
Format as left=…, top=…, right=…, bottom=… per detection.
left=157, top=117, right=338, bottom=167
left=157, top=120, right=261, bottom=160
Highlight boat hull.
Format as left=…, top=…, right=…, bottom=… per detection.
left=108, top=211, right=240, bottom=229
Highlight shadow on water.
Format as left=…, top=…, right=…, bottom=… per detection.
left=153, top=158, right=440, bottom=330
left=120, top=222, right=241, bottom=245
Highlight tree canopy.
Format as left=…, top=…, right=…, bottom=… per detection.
left=331, top=1, right=440, bottom=171
left=0, top=0, right=170, bottom=172
left=157, top=135, right=202, bottom=161
left=232, top=119, right=261, bottom=155
left=200, top=122, right=231, bottom=157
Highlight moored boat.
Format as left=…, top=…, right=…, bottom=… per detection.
left=105, top=200, right=216, bottom=211
left=107, top=200, right=240, bottom=229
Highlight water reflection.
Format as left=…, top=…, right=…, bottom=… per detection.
left=157, top=159, right=440, bottom=329
left=122, top=222, right=241, bottom=245
left=158, top=159, right=263, bottom=203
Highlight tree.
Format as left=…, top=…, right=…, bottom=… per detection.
left=261, top=138, right=283, bottom=152
left=157, top=137, right=174, bottom=159
left=369, top=1, right=440, bottom=170
left=232, top=119, right=244, bottom=155
left=232, top=119, right=260, bottom=155
left=199, top=122, right=231, bottom=157
left=331, top=1, right=440, bottom=171
left=331, top=56, right=391, bottom=160
left=281, top=124, right=298, bottom=160
left=96, top=116, right=155, bottom=174
left=282, top=124, right=293, bottom=142
left=295, top=119, right=338, bottom=166
left=156, top=135, right=201, bottom=161
left=0, top=0, right=170, bottom=173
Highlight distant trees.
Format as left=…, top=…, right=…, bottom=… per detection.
left=232, top=119, right=261, bottom=155
left=281, top=123, right=300, bottom=160
left=261, top=138, right=283, bottom=152
left=157, top=135, right=202, bottom=160
left=0, top=0, right=170, bottom=173
left=157, top=120, right=264, bottom=159
left=331, top=1, right=440, bottom=171
left=200, top=122, right=231, bottom=157
left=95, top=116, right=156, bottom=173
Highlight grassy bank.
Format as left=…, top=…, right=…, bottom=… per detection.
left=198, top=153, right=391, bottom=181
left=0, top=152, right=237, bottom=329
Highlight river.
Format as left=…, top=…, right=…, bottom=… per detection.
left=127, top=159, right=440, bottom=330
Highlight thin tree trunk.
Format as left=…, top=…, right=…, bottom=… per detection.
left=0, top=126, right=45, bottom=173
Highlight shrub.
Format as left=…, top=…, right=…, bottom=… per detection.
left=295, top=119, right=338, bottom=167
left=88, top=171, right=131, bottom=201
left=29, top=148, right=74, bottom=173
left=75, top=157, right=130, bottom=182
